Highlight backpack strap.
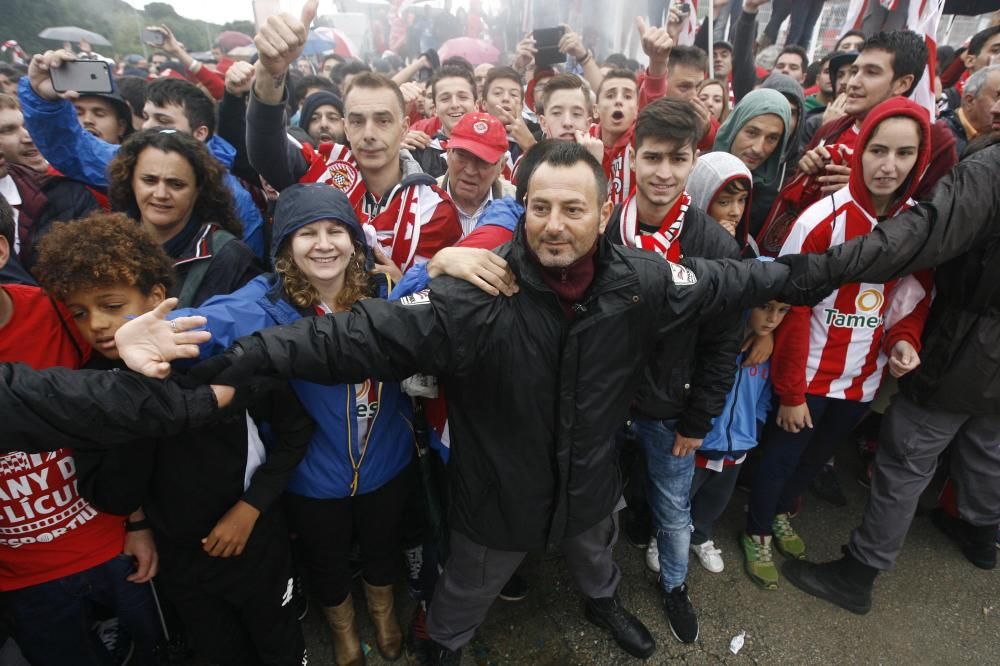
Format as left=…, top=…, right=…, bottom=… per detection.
left=177, top=227, right=238, bottom=308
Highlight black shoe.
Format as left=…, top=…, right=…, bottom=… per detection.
left=783, top=553, right=878, bottom=615
left=663, top=584, right=699, bottom=644
left=931, top=508, right=998, bottom=570
left=499, top=573, right=529, bottom=601
left=425, top=640, right=462, bottom=666
left=584, top=595, right=655, bottom=659
left=810, top=466, right=848, bottom=507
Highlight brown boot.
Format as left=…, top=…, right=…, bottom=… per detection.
left=323, top=596, right=364, bottom=666
left=364, top=582, right=402, bottom=661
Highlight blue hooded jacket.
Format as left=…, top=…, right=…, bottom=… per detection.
left=700, top=346, right=773, bottom=458
left=18, top=78, right=265, bottom=259
left=174, top=184, right=413, bottom=498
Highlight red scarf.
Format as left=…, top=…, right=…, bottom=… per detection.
left=298, top=142, right=451, bottom=272
left=617, top=191, right=690, bottom=262
left=589, top=123, right=634, bottom=205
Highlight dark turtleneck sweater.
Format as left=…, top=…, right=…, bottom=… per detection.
left=525, top=234, right=598, bottom=320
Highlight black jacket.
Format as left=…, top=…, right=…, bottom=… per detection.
left=778, top=141, right=1000, bottom=415
left=231, top=225, right=789, bottom=550
left=0, top=363, right=220, bottom=452
left=166, top=220, right=262, bottom=307
left=606, top=205, right=743, bottom=437
left=75, top=360, right=313, bottom=545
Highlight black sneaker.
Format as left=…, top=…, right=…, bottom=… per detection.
left=499, top=573, right=529, bottom=601
left=584, top=595, right=656, bottom=659
left=663, top=584, right=699, bottom=644
left=810, top=465, right=847, bottom=507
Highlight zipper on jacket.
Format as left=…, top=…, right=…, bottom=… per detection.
left=726, top=358, right=745, bottom=455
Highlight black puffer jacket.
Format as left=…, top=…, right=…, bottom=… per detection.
left=777, top=140, right=1000, bottom=415
left=231, top=224, right=790, bottom=550
left=606, top=205, right=742, bottom=437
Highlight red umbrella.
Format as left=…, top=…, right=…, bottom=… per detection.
left=437, top=37, right=499, bottom=66
left=214, top=31, right=253, bottom=53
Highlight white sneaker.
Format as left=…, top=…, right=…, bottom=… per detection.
left=690, top=540, right=724, bottom=573
left=645, top=537, right=660, bottom=573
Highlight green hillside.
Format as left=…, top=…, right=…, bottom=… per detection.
left=2, top=0, right=255, bottom=60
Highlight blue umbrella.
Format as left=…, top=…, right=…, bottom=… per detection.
left=301, top=30, right=336, bottom=57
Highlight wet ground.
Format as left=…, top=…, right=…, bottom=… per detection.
left=302, top=447, right=1000, bottom=665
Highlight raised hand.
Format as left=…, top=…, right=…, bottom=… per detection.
left=28, top=49, right=79, bottom=101
left=115, top=298, right=211, bottom=379
left=254, top=0, right=319, bottom=100
left=637, top=16, right=674, bottom=65
left=558, top=26, right=587, bottom=60
left=225, top=60, right=255, bottom=96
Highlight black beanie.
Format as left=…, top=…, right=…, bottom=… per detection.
left=298, top=91, right=344, bottom=130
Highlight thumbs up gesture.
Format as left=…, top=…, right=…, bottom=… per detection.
left=637, top=16, right=673, bottom=65
left=254, top=0, right=319, bottom=81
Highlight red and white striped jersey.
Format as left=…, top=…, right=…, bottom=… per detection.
left=773, top=186, right=933, bottom=405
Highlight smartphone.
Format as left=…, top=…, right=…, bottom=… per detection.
left=50, top=60, right=114, bottom=95
left=141, top=28, right=165, bottom=47
left=532, top=26, right=566, bottom=69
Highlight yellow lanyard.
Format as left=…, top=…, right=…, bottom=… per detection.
left=345, top=381, right=383, bottom=496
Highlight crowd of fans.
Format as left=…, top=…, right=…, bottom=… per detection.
left=1, top=0, right=999, bottom=664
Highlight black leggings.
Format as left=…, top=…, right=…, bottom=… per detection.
left=284, top=467, right=413, bottom=607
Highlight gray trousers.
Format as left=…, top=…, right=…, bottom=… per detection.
left=426, top=513, right=622, bottom=650
left=850, top=392, right=1000, bottom=570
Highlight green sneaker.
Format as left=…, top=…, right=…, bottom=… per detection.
left=772, top=513, right=807, bottom=560
left=741, top=532, right=779, bottom=590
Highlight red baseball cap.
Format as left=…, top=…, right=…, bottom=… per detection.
left=447, top=112, right=508, bottom=164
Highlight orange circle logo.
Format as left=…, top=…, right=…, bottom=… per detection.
left=855, top=288, right=884, bottom=312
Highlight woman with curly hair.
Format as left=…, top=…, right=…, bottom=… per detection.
left=174, top=183, right=415, bottom=666
left=33, top=212, right=311, bottom=665
left=107, top=129, right=259, bottom=307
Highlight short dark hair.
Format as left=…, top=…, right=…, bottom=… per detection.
left=835, top=30, right=866, bottom=52
left=0, top=64, right=20, bottom=83
left=431, top=65, right=476, bottom=102
left=778, top=45, right=809, bottom=71
left=515, top=138, right=561, bottom=204
left=322, top=53, right=344, bottom=68
left=603, top=53, right=629, bottom=69
left=527, top=141, right=608, bottom=205
left=441, top=56, right=475, bottom=74
left=0, top=194, right=14, bottom=251
left=968, top=26, right=1000, bottom=57
left=482, top=66, right=523, bottom=100
left=114, top=75, right=147, bottom=117
left=596, top=68, right=637, bottom=97
left=344, top=71, right=406, bottom=116
left=331, top=60, right=372, bottom=90
left=720, top=178, right=750, bottom=195
left=292, top=74, right=337, bottom=110
left=145, top=78, right=216, bottom=137
left=804, top=61, right=821, bottom=88
left=668, top=45, right=707, bottom=73
left=634, top=98, right=702, bottom=153
left=536, top=73, right=591, bottom=115
left=861, top=30, right=929, bottom=96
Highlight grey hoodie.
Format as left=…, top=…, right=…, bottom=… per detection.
left=688, top=152, right=754, bottom=247
left=761, top=72, right=806, bottom=166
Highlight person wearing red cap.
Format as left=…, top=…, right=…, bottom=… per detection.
left=439, top=112, right=515, bottom=237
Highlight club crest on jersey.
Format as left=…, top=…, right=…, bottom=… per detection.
left=325, top=160, right=360, bottom=193
left=668, top=262, right=697, bottom=286
left=399, top=289, right=431, bottom=306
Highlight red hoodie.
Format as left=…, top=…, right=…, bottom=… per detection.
left=772, top=97, right=935, bottom=406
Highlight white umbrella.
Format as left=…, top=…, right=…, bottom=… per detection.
left=38, top=26, right=112, bottom=47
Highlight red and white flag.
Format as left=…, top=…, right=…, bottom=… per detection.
left=842, top=0, right=946, bottom=119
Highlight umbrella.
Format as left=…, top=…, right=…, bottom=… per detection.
left=437, top=37, right=499, bottom=66
left=301, top=29, right=336, bottom=57
left=213, top=30, right=253, bottom=52
left=313, top=27, right=357, bottom=58
left=38, top=26, right=111, bottom=47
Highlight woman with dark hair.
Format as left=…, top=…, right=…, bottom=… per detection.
left=107, top=129, right=259, bottom=307
left=172, top=183, right=415, bottom=666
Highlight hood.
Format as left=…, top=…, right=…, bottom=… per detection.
left=206, top=134, right=236, bottom=169
left=713, top=88, right=791, bottom=191
left=847, top=97, right=932, bottom=219
left=761, top=72, right=805, bottom=163
left=270, top=183, right=369, bottom=266
left=687, top=152, right=754, bottom=245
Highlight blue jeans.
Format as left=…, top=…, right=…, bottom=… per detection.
left=634, top=418, right=695, bottom=591
left=6, top=554, right=160, bottom=666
